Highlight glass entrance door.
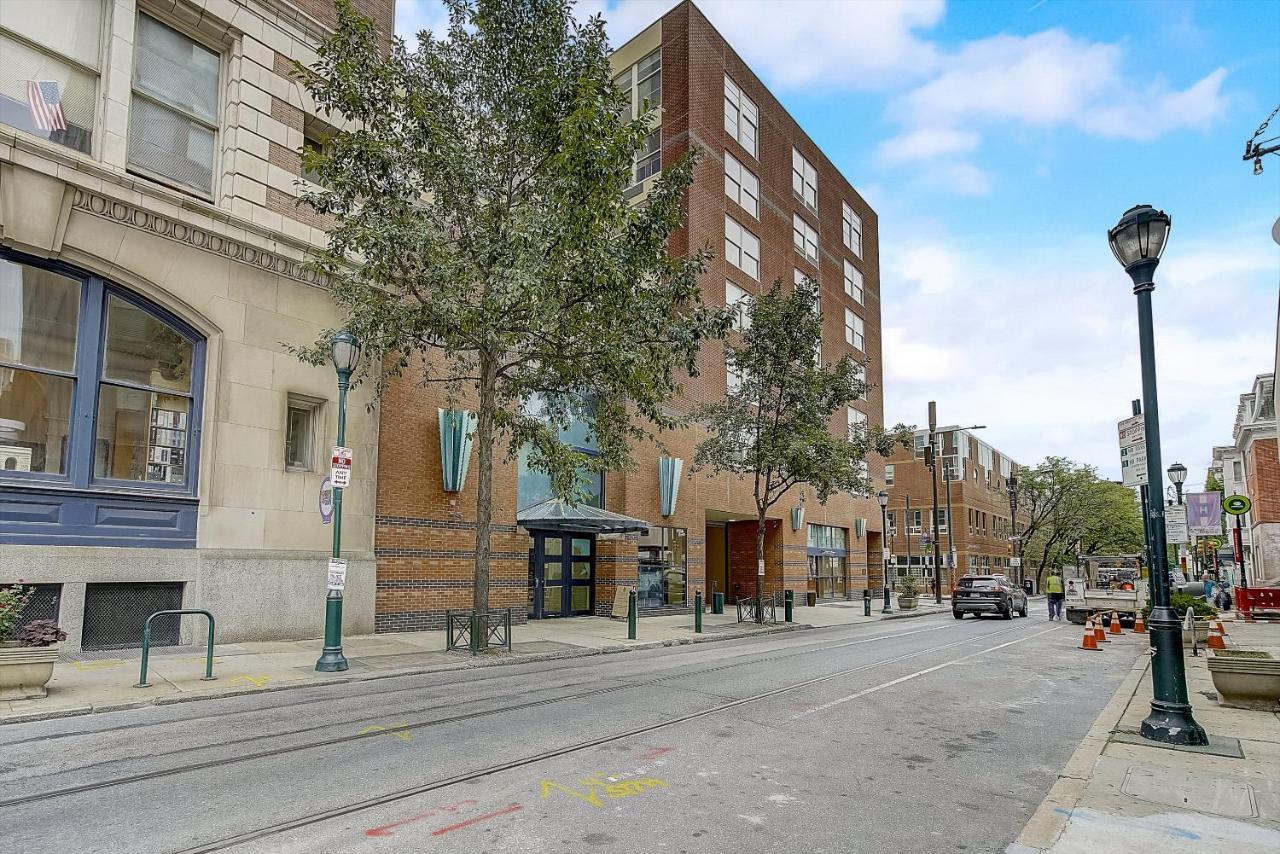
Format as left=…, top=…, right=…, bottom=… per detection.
left=528, top=531, right=595, bottom=618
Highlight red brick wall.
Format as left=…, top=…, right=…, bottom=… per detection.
left=1246, top=437, right=1280, bottom=524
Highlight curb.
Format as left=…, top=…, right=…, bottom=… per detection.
left=0, top=620, right=812, bottom=727
left=1006, top=649, right=1151, bottom=853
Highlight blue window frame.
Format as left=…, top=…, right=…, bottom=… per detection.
left=0, top=247, right=205, bottom=547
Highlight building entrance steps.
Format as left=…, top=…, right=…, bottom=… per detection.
left=0, top=597, right=969, bottom=725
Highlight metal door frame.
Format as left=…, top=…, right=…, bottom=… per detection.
left=528, top=530, right=596, bottom=619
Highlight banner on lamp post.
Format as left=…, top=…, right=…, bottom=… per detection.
left=1185, top=492, right=1223, bottom=537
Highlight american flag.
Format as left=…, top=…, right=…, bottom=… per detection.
left=26, top=81, right=67, bottom=133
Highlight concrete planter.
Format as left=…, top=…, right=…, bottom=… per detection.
left=1208, top=651, right=1280, bottom=711
left=897, top=595, right=918, bottom=611
left=0, top=643, right=59, bottom=700
left=1181, top=620, right=1210, bottom=647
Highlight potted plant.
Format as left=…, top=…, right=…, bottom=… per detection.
left=0, top=584, right=67, bottom=701
left=897, top=575, right=920, bottom=611
left=1208, top=649, right=1280, bottom=711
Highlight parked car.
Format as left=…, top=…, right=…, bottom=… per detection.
left=952, top=574, right=1028, bottom=620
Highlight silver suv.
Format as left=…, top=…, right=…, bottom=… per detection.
left=952, top=574, right=1028, bottom=620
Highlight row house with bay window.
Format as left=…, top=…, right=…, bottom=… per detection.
left=0, top=0, right=388, bottom=653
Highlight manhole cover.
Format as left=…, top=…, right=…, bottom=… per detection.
left=1121, top=766, right=1257, bottom=818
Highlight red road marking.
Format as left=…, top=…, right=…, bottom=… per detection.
left=639, top=746, right=675, bottom=761
left=431, top=803, right=525, bottom=837
left=364, top=799, right=478, bottom=837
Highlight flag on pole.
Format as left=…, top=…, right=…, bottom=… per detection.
left=26, top=81, right=67, bottom=132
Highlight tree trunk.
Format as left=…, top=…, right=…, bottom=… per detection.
left=755, top=507, right=766, bottom=624
left=472, top=352, right=499, bottom=632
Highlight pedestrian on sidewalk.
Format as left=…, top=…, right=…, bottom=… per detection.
left=1045, top=570, right=1065, bottom=621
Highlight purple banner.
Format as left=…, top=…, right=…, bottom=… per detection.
left=1185, top=491, right=1223, bottom=537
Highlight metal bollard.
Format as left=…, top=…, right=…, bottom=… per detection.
left=712, top=591, right=725, bottom=614
left=695, top=590, right=703, bottom=633
left=784, top=589, right=794, bottom=623
left=627, top=589, right=637, bottom=640
left=863, top=587, right=872, bottom=616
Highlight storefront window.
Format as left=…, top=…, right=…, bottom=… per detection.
left=637, top=526, right=687, bottom=608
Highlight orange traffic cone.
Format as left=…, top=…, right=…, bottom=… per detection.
left=1080, top=620, right=1100, bottom=651
left=1093, top=617, right=1109, bottom=644
left=1212, top=619, right=1229, bottom=637
left=1206, top=623, right=1227, bottom=650
left=1133, top=610, right=1147, bottom=633
left=1109, top=610, right=1123, bottom=635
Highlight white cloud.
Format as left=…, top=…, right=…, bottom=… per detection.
left=877, top=128, right=979, bottom=166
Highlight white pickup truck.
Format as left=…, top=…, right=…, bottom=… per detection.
left=1064, top=555, right=1149, bottom=626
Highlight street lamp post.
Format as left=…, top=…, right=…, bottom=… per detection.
left=1168, top=462, right=1187, bottom=573
left=1109, top=205, right=1207, bottom=746
left=316, top=330, right=361, bottom=673
left=878, top=490, right=892, bottom=614
left=1007, top=475, right=1020, bottom=586
left=926, top=403, right=942, bottom=604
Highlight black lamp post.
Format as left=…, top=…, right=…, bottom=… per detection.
left=878, top=489, right=892, bottom=614
left=1007, top=474, right=1020, bottom=585
left=1168, top=462, right=1187, bottom=505
left=1108, top=205, right=1207, bottom=746
left=316, top=330, right=361, bottom=673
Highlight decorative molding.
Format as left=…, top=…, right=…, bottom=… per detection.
left=70, top=188, right=327, bottom=287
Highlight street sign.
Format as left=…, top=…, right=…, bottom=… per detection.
left=757, top=558, right=765, bottom=577
left=1224, top=494, right=1252, bottom=516
left=1186, top=492, right=1223, bottom=536
left=1117, top=414, right=1145, bottom=448
left=330, top=446, right=353, bottom=488
left=1009, top=557, right=1021, bottom=568
left=319, top=477, right=334, bottom=524
left=1164, top=504, right=1188, bottom=544
left=882, top=548, right=891, bottom=560
left=327, top=557, right=347, bottom=591
left=1117, top=415, right=1147, bottom=487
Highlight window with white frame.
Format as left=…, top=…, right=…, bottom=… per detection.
left=615, top=48, right=661, bottom=119
left=129, top=14, right=221, bottom=195
left=723, top=75, right=757, bottom=156
left=724, top=152, right=758, bottom=217
left=726, top=352, right=744, bottom=396
left=842, top=202, right=862, bottom=257
left=633, top=129, right=661, bottom=184
left=285, top=394, right=324, bottom=472
left=0, top=0, right=101, bottom=155
left=793, top=214, right=818, bottom=264
left=852, top=362, right=867, bottom=400
left=843, top=259, right=863, bottom=303
left=848, top=407, right=867, bottom=437
left=844, top=308, right=865, bottom=350
left=725, top=280, right=751, bottom=331
left=908, top=509, right=922, bottom=535
left=933, top=508, right=949, bottom=534
left=885, top=464, right=894, bottom=486
left=791, top=148, right=817, bottom=209
left=725, top=216, right=760, bottom=280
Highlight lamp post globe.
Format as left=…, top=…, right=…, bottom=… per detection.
left=317, top=329, right=361, bottom=673
left=1110, top=206, right=1206, bottom=747
left=877, top=490, right=892, bottom=613
left=1168, top=461, right=1187, bottom=505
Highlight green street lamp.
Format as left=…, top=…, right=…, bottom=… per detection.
left=316, top=330, right=361, bottom=673
left=1108, top=205, right=1207, bottom=746
left=877, top=489, right=892, bottom=614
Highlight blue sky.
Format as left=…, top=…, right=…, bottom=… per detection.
left=394, top=0, right=1280, bottom=492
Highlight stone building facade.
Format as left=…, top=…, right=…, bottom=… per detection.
left=0, top=0, right=387, bottom=653
left=1233, top=373, right=1279, bottom=583
left=373, top=0, right=889, bottom=631
left=885, top=428, right=1022, bottom=595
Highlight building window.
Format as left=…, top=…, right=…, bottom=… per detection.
left=908, top=509, right=922, bottom=535
left=724, top=75, right=757, bottom=156
left=300, top=115, right=338, bottom=187
left=793, top=214, right=819, bottom=265
left=852, top=362, right=867, bottom=400
left=633, top=129, right=661, bottom=184
left=285, top=395, right=324, bottom=472
left=0, top=0, right=100, bottom=155
left=726, top=353, right=743, bottom=396
left=128, top=14, right=220, bottom=195
left=843, top=259, right=864, bottom=304
left=637, top=526, right=687, bottom=608
left=0, top=249, right=204, bottom=499
left=725, top=216, right=760, bottom=280
left=848, top=407, right=867, bottom=436
left=842, top=202, right=862, bottom=257
left=615, top=48, right=661, bottom=119
left=844, top=308, right=865, bottom=350
left=725, top=280, right=751, bottom=331
left=933, top=508, right=948, bottom=534
left=792, top=148, right=817, bottom=210
left=885, top=464, right=894, bottom=486
left=724, top=152, right=759, bottom=218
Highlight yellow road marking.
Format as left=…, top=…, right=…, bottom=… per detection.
left=229, top=674, right=271, bottom=688
left=360, top=724, right=412, bottom=743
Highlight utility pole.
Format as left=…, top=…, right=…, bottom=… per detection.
left=905, top=494, right=912, bottom=585
left=943, top=464, right=956, bottom=590
left=927, top=402, right=942, bottom=604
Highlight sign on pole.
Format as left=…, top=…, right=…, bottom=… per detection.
left=1010, top=557, right=1022, bottom=568
left=1117, top=415, right=1147, bottom=487
left=327, top=557, right=347, bottom=591
left=330, top=446, right=353, bottom=488
left=319, top=477, right=334, bottom=525
left=1223, top=494, right=1251, bottom=516
left=1186, top=492, right=1223, bottom=537
left=1164, top=504, right=1188, bottom=544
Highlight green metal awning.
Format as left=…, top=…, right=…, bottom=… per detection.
left=516, top=498, right=651, bottom=534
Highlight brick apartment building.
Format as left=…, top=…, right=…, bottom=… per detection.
left=373, top=0, right=888, bottom=631
left=1231, top=374, right=1278, bottom=583
left=0, top=0, right=390, bottom=652
left=885, top=428, right=1022, bottom=595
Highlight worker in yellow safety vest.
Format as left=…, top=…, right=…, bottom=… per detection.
left=1045, top=571, right=1065, bottom=621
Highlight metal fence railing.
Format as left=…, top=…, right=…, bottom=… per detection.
left=82, top=582, right=184, bottom=650
left=445, top=609, right=513, bottom=653
left=736, top=593, right=782, bottom=624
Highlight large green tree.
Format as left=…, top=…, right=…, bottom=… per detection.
left=692, top=276, right=908, bottom=618
left=296, top=0, right=728, bottom=630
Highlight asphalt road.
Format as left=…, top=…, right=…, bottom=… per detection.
left=0, top=606, right=1139, bottom=854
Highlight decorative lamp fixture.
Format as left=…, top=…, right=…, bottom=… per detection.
left=658, top=456, right=683, bottom=517
left=439, top=409, right=477, bottom=493
left=790, top=505, right=805, bottom=532
left=1107, top=205, right=1171, bottom=290
left=1167, top=462, right=1187, bottom=485
left=877, top=490, right=889, bottom=509
left=329, top=330, right=361, bottom=376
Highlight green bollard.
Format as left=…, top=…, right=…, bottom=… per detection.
left=695, top=590, right=703, bottom=633
left=627, top=589, right=637, bottom=640
left=712, top=591, right=724, bottom=614
left=863, top=588, right=872, bottom=617
left=784, top=589, right=794, bottom=623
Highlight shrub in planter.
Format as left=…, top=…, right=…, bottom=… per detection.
left=0, top=584, right=64, bottom=701
left=14, top=620, right=67, bottom=647
left=897, top=576, right=920, bottom=609
left=1142, top=592, right=1217, bottom=620
left=0, top=584, right=34, bottom=643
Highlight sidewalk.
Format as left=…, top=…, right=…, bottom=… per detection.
left=1009, top=618, right=1280, bottom=853
left=1, top=597, right=949, bottom=725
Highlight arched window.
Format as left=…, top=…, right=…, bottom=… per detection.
left=0, top=248, right=205, bottom=546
